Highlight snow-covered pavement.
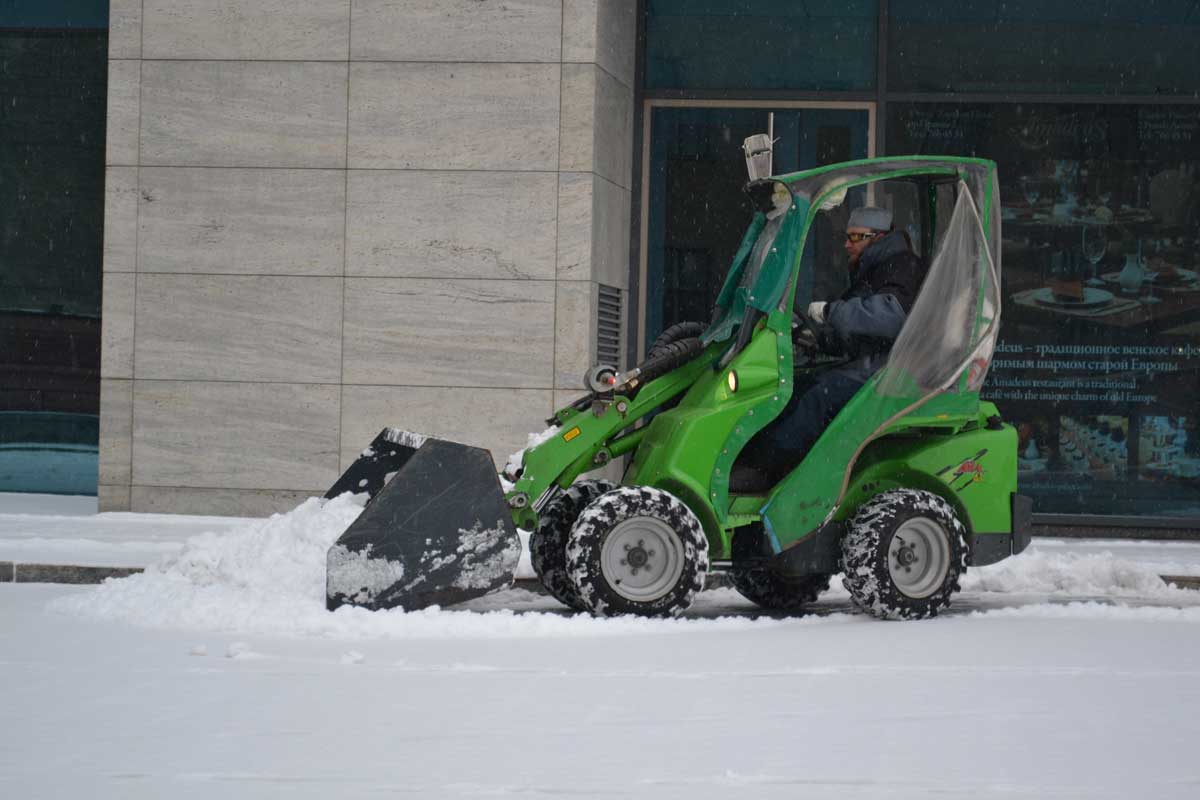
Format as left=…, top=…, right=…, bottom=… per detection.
left=2, top=493, right=1200, bottom=798
left=0, top=493, right=254, bottom=568
left=5, top=582, right=1200, bottom=799
left=4, top=491, right=1200, bottom=583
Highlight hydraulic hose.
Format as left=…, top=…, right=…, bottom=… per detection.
left=635, top=337, right=704, bottom=384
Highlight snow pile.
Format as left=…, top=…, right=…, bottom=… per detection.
left=965, top=547, right=1190, bottom=599
left=50, top=494, right=364, bottom=633
left=48, top=494, right=771, bottom=639
left=44, top=488, right=1198, bottom=637
left=972, top=601, right=1200, bottom=622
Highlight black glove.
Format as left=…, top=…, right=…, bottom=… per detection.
left=793, top=321, right=847, bottom=357
left=793, top=326, right=819, bottom=352
left=812, top=322, right=848, bottom=356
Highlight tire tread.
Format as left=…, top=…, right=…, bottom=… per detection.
left=566, top=486, right=708, bottom=617
left=529, top=479, right=614, bottom=610
left=841, top=488, right=968, bottom=620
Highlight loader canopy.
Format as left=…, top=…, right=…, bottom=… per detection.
left=757, top=157, right=1003, bottom=543
left=778, top=157, right=1002, bottom=401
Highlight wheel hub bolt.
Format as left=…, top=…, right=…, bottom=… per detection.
left=622, top=539, right=651, bottom=572
left=895, top=540, right=919, bottom=568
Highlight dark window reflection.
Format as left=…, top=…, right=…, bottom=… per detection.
left=0, top=5, right=106, bottom=495
left=646, top=0, right=878, bottom=91
left=646, top=106, right=870, bottom=344
left=889, top=102, right=1200, bottom=516
left=889, top=1, right=1200, bottom=95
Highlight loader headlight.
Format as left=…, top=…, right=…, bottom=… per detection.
left=726, top=370, right=738, bottom=393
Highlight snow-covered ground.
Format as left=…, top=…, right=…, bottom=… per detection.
left=0, top=492, right=99, bottom=516
left=3, top=493, right=1200, bottom=798
left=0, top=506, right=253, bottom=567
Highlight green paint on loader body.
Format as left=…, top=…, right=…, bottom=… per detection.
left=508, top=156, right=1021, bottom=576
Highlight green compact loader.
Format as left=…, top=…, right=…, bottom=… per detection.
left=325, top=149, right=1031, bottom=619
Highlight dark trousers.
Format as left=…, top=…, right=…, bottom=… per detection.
left=741, top=368, right=865, bottom=473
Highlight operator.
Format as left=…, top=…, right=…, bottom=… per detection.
left=731, top=206, right=924, bottom=491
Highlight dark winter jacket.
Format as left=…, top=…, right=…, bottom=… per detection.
left=823, top=231, right=925, bottom=381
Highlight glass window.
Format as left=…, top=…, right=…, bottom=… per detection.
left=645, top=106, right=870, bottom=344
left=646, top=0, right=878, bottom=91
left=889, top=1, right=1200, bottom=95
left=0, top=2, right=107, bottom=495
left=888, top=102, right=1200, bottom=517
left=0, top=1, right=108, bottom=28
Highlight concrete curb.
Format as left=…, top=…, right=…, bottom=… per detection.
left=0, top=568, right=707, bottom=590
left=1, top=562, right=145, bottom=584
left=1162, top=575, right=1200, bottom=591
left=2, top=563, right=1198, bottom=591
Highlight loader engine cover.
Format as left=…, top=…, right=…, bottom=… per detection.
left=325, top=434, right=521, bottom=611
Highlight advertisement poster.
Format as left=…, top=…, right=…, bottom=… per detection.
left=890, top=103, right=1200, bottom=517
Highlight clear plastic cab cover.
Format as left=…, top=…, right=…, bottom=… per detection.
left=785, top=161, right=1001, bottom=403
left=874, top=181, right=1001, bottom=398
left=702, top=160, right=1001, bottom=408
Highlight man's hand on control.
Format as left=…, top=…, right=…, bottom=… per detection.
left=813, top=322, right=846, bottom=356
left=807, top=301, right=828, bottom=323
left=794, top=319, right=846, bottom=357
left=794, top=326, right=820, bottom=352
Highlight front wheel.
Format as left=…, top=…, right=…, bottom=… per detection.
left=841, top=489, right=968, bottom=620
left=529, top=479, right=615, bottom=611
left=566, top=487, right=708, bottom=617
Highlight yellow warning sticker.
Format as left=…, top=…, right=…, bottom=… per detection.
left=563, top=427, right=582, bottom=442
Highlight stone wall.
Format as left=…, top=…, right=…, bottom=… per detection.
left=100, top=0, right=636, bottom=514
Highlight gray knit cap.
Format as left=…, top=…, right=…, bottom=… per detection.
left=847, top=206, right=893, bottom=231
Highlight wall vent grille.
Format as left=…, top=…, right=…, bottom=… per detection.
left=596, top=285, right=622, bottom=368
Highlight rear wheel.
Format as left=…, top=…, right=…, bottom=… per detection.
left=529, top=479, right=614, bottom=610
left=729, top=565, right=830, bottom=612
left=841, top=489, right=968, bottom=620
left=729, top=525, right=830, bottom=611
left=566, top=487, right=708, bottom=617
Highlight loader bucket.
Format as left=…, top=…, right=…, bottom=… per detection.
left=325, top=430, right=520, bottom=612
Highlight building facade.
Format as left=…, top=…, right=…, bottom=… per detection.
left=88, top=0, right=636, bottom=515
left=3, top=1, right=1199, bottom=527
left=638, top=1, right=1200, bottom=527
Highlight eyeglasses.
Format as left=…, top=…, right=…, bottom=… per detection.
left=844, top=231, right=881, bottom=243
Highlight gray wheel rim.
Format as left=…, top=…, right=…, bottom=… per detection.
left=600, top=516, right=684, bottom=602
left=887, top=517, right=950, bottom=599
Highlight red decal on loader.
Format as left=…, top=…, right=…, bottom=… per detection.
left=953, top=460, right=985, bottom=483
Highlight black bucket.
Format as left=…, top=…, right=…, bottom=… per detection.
left=325, top=430, right=520, bottom=611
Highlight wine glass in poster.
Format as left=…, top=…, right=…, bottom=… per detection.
left=1081, top=224, right=1107, bottom=286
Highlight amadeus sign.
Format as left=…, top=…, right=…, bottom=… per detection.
left=1009, top=112, right=1109, bottom=151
